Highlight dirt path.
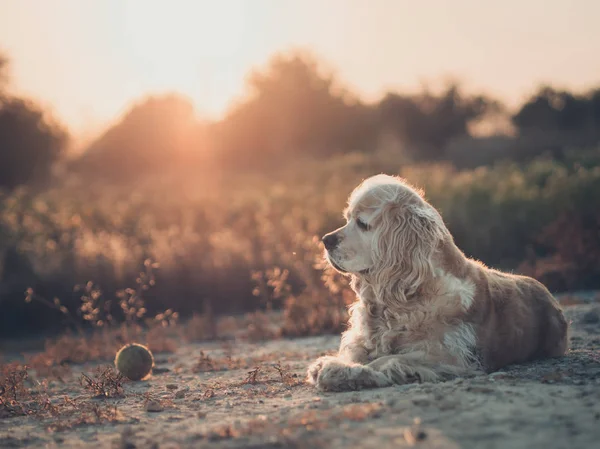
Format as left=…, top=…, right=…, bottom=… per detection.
left=1, top=303, right=599, bottom=449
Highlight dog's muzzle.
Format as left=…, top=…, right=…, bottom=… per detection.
left=322, top=232, right=340, bottom=251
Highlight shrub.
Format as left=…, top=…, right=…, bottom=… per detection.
left=1, top=148, right=599, bottom=336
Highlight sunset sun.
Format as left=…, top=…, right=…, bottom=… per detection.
left=118, top=1, right=260, bottom=118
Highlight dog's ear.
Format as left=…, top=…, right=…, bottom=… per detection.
left=407, top=205, right=446, bottom=243
left=372, top=202, right=446, bottom=301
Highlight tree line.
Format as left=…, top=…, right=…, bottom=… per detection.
left=1, top=49, right=600, bottom=188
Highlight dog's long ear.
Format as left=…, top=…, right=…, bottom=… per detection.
left=372, top=202, right=447, bottom=302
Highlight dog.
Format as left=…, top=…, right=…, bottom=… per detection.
left=307, top=174, right=568, bottom=391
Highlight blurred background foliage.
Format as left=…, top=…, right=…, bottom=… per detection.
left=1, top=49, right=599, bottom=337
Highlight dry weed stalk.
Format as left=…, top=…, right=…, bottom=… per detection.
left=244, top=366, right=261, bottom=384
left=79, top=366, right=124, bottom=398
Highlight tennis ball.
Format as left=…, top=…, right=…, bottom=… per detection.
left=114, top=343, right=154, bottom=381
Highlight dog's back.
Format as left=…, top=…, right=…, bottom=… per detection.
left=467, top=266, right=568, bottom=372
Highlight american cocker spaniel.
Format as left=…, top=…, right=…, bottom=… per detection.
left=308, top=174, right=568, bottom=391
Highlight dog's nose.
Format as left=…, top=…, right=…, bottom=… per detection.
left=322, top=233, right=339, bottom=250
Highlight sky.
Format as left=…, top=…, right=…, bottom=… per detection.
left=1, top=0, right=599, bottom=137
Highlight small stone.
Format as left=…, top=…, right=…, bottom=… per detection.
left=166, top=384, right=178, bottom=390
left=145, top=400, right=163, bottom=412
left=175, top=390, right=186, bottom=399
left=197, top=411, right=207, bottom=419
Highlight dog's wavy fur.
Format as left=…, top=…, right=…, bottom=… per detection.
left=308, top=174, right=568, bottom=391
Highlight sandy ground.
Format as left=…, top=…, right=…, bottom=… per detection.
left=1, top=301, right=599, bottom=449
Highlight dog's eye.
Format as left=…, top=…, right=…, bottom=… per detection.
left=356, top=218, right=370, bottom=231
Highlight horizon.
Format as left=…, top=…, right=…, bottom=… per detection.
left=1, top=0, right=600, bottom=140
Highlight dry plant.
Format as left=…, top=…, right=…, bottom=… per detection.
left=20, top=259, right=181, bottom=378
left=0, top=364, right=72, bottom=419
left=244, top=366, right=261, bottom=384
left=0, top=363, right=30, bottom=417
left=5, top=149, right=599, bottom=344
left=79, top=366, right=124, bottom=399
left=273, top=362, right=302, bottom=386
left=192, top=351, right=215, bottom=373
left=1, top=359, right=127, bottom=433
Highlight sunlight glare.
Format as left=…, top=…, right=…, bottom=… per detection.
left=120, top=0, right=256, bottom=117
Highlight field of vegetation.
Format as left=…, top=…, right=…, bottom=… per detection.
left=1, top=48, right=600, bottom=346
left=1, top=45, right=600, bottom=448
left=1, top=146, right=600, bottom=341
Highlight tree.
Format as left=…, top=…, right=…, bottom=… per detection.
left=213, top=50, right=375, bottom=167
left=512, top=86, right=595, bottom=133
left=0, top=53, right=8, bottom=90
left=377, top=83, right=498, bottom=160
left=590, top=89, right=600, bottom=128
left=0, top=54, right=68, bottom=190
left=75, top=94, right=207, bottom=179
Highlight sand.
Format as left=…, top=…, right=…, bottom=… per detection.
left=1, top=301, right=599, bottom=449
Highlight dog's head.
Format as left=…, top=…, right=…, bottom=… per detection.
left=322, top=175, right=448, bottom=293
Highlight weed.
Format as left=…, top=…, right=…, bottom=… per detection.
left=0, top=363, right=30, bottom=417
left=79, top=366, right=124, bottom=399
left=245, top=366, right=261, bottom=384
left=273, top=362, right=302, bottom=386
left=192, top=351, right=215, bottom=373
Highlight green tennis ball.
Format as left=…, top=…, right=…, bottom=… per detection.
left=114, top=343, right=154, bottom=381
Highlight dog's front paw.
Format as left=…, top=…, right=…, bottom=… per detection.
left=315, top=359, right=392, bottom=392
left=307, top=355, right=338, bottom=385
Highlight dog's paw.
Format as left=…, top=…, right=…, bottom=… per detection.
left=315, top=360, right=392, bottom=392
left=307, top=355, right=338, bottom=385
